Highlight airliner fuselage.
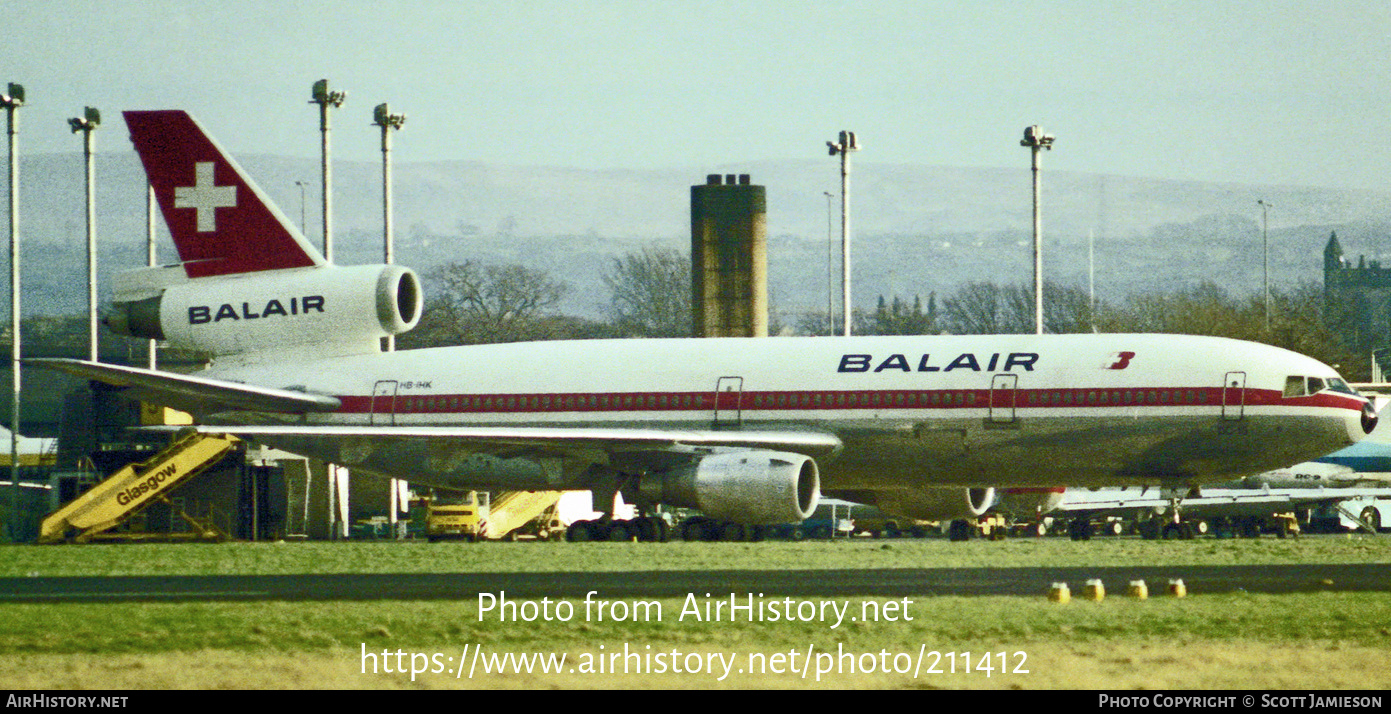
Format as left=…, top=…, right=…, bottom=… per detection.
left=205, top=332, right=1372, bottom=495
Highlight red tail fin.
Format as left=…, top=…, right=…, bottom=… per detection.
left=124, top=110, right=324, bottom=278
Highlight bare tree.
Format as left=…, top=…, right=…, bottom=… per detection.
left=402, top=261, right=570, bottom=346
left=602, top=246, right=691, bottom=337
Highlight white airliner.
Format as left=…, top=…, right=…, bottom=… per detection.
left=32, top=110, right=1380, bottom=540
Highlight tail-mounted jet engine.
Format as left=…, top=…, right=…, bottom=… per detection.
left=104, top=264, right=421, bottom=357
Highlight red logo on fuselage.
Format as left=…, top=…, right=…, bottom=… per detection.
left=1105, top=351, right=1136, bottom=370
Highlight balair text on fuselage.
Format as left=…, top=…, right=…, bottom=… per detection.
left=838, top=352, right=1039, bottom=373
left=188, top=295, right=325, bottom=324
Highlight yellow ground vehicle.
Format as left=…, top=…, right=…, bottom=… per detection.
left=426, top=491, right=489, bottom=542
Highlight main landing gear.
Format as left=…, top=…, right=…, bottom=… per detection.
left=565, top=516, right=672, bottom=542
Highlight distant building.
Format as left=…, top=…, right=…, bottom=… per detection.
left=1323, top=231, right=1391, bottom=354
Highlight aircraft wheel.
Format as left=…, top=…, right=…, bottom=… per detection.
left=1362, top=507, right=1382, bottom=532
left=948, top=519, right=973, bottom=542
left=680, top=518, right=707, bottom=542
left=606, top=521, right=633, bottom=542
left=790, top=526, right=805, bottom=541
left=1068, top=518, right=1091, bottom=541
left=720, top=522, right=747, bottom=542
left=565, top=521, right=589, bottom=542
left=1161, top=522, right=1182, bottom=539
left=632, top=517, right=659, bottom=542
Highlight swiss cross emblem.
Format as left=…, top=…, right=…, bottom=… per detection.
left=174, top=162, right=237, bottom=232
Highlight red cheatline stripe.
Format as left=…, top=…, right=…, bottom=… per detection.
left=329, top=387, right=1364, bottom=415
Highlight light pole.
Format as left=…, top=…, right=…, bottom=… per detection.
left=826, top=130, right=860, bottom=336
left=68, top=107, right=100, bottom=362
left=2, top=83, right=21, bottom=539
left=310, top=79, right=345, bottom=263
left=311, top=80, right=347, bottom=540
left=1021, top=125, right=1055, bottom=335
left=1258, top=199, right=1271, bottom=332
left=373, top=103, right=406, bottom=352
left=824, top=190, right=834, bottom=335
left=146, top=183, right=157, bottom=369
left=295, top=180, right=307, bottom=234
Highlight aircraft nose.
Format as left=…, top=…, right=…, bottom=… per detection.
left=1362, top=401, right=1379, bottom=435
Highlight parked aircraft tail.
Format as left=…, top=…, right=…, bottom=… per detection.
left=107, top=111, right=421, bottom=360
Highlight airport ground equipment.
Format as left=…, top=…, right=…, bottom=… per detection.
left=484, top=490, right=563, bottom=540
left=37, top=431, right=239, bottom=543
left=1307, top=492, right=1391, bottom=533
left=426, top=491, right=488, bottom=542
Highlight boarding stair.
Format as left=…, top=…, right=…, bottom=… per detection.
left=484, top=490, right=564, bottom=539
left=38, top=431, right=240, bottom=543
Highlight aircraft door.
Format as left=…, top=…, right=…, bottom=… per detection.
left=989, top=374, right=1018, bottom=424
left=371, top=380, right=399, bottom=426
left=1222, top=371, right=1246, bottom=421
left=714, top=376, right=744, bottom=429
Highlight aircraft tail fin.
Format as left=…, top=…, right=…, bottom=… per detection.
left=124, top=110, right=325, bottom=278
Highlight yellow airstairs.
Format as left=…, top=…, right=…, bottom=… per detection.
left=484, top=490, right=564, bottom=540
left=38, top=431, right=240, bottom=544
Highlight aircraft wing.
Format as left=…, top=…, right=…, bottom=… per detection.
left=28, top=358, right=341, bottom=414
left=180, top=424, right=844, bottom=462
left=29, top=358, right=842, bottom=486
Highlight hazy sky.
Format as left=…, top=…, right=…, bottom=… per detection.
left=7, top=1, right=1391, bottom=191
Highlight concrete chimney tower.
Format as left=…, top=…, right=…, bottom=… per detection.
left=690, top=174, right=767, bottom=337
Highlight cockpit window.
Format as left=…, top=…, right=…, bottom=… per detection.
left=1285, top=375, right=1357, bottom=398
left=1327, top=378, right=1358, bottom=395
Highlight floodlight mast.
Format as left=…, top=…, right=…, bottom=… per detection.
left=373, top=103, right=406, bottom=352
left=2, top=83, right=22, bottom=536
left=146, top=183, right=157, bottom=369
left=310, top=79, right=346, bottom=263
left=69, top=107, right=100, bottom=362
left=1021, top=125, right=1055, bottom=335
left=311, top=80, right=348, bottom=540
left=826, top=130, right=860, bottom=337
left=824, top=190, right=835, bottom=335
left=1258, top=200, right=1272, bottom=333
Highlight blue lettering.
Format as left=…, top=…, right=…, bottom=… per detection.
left=944, top=353, right=981, bottom=372
left=1004, top=353, right=1039, bottom=372
left=874, top=354, right=911, bottom=372
left=838, top=355, right=871, bottom=373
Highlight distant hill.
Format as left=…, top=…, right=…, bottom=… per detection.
left=11, top=152, right=1391, bottom=322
